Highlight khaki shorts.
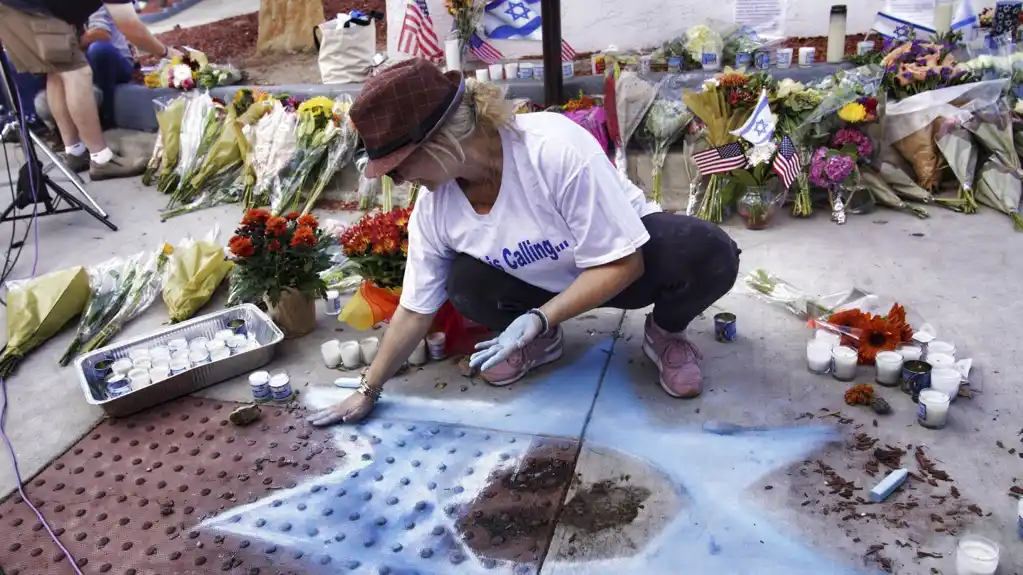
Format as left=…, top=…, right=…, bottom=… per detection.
left=0, top=5, right=88, bottom=74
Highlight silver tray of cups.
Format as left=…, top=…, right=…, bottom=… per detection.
left=74, top=304, right=284, bottom=417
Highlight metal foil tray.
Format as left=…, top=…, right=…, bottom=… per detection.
left=74, top=304, right=284, bottom=417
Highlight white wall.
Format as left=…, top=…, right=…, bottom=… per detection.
left=386, top=0, right=998, bottom=60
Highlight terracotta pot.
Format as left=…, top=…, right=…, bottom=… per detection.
left=267, top=288, right=317, bottom=339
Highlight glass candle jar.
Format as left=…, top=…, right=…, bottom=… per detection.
left=927, top=353, right=955, bottom=369
left=831, top=346, right=858, bottom=381
left=896, top=343, right=922, bottom=361
left=917, top=389, right=950, bottom=429
left=874, top=351, right=903, bottom=386
left=806, top=339, right=833, bottom=374
left=955, top=534, right=999, bottom=575
left=930, top=367, right=961, bottom=401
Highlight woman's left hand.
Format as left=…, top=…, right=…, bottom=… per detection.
left=469, top=313, right=544, bottom=373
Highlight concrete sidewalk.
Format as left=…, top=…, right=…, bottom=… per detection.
left=0, top=145, right=1020, bottom=573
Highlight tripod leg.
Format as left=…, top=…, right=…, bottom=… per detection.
left=29, top=130, right=110, bottom=218
left=43, top=176, right=117, bottom=231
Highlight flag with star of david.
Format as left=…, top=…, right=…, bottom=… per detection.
left=730, top=89, right=776, bottom=146
left=483, top=0, right=578, bottom=61
left=871, top=11, right=935, bottom=40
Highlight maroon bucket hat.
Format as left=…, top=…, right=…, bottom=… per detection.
left=350, top=58, right=465, bottom=179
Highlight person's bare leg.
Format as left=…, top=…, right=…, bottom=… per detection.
left=55, top=66, right=106, bottom=152
left=45, top=73, right=80, bottom=148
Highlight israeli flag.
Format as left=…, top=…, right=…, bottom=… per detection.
left=484, top=0, right=543, bottom=40
left=952, top=0, right=980, bottom=41
left=872, top=11, right=936, bottom=40
left=730, top=90, right=776, bottom=146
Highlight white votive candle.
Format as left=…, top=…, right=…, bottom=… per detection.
left=169, top=357, right=190, bottom=374
left=188, top=349, right=209, bottom=366
left=831, top=346, right=858, bottom=381
left=150, top=366, right=170, bottom=383
left=339, top=341, right=361, bottom=369
left=132, top=358, right=153, bottom=371
left=489, top=63, right=504, bottom=81
left=210, top=347, right=231, bottom=362
left=167, top=338, right=188, bottom=352
left=955, top=534, right=999, bottom=575
left=214, top=329, right=235, bottom=342
left=112, top=358, right=134, bottom=376
left=321, top=340, right=342, bottom=368
left=806, top=340, right=833, bottom=374
left=874, top=351, right=903, bottom=386
left=360, top=337, right=380, bottom=365
left=928, top=353, right=955, bottom=369
left=474, top=68, right=490, bottom=82
left=504, top=62, right=519, bottom=79
left=896, top=343, right=923, bottom=361
left=148, top=346, right=171, bottom=361
left=775, top=47, right=793, bottom=68
left=408, top=339, right=428, bottom=366
left=127, top=368, right=151, bottom=388
left=444, top=38, right=461, bottom=72
left=189, top=337, right=210, bottom=353
left=798, top=47, right=816, bottom=68
left=917, top=389, right=950, bottom=429
left=928, top=340, right=956, bottom=358
left=815, top=329, right=842, bottom=348
left=930, top=367, right=961, bottom=401
left=128, top=348, right=150, bottom=363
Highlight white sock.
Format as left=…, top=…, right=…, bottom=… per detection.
left=90, top=148, right=114, bottom=165
left=64, top=142, right=87, bottom=156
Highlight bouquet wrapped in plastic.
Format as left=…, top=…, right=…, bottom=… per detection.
left=167, top=94, right=225, bottom=208
left=151, top=97, right=186, bottom=190
left=337, top=208, right=411, bottom=330
left=0, top=267, right=90, bottom=377
left=59, top=244, right=173, bottom=365
left=163, top=227, right=234, bottom=323
left=270, top=96, right=340, bottom=215
left=637, top=74, right=695, bottom=205
left=302, top=95, right=358, bottom=214
left=245, top=100, right=298, bottom=208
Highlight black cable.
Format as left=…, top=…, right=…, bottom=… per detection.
left=0, top=137, right=33, bottom=307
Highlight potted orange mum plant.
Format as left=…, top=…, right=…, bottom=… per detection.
left=229, top=209, right=332, bottom=338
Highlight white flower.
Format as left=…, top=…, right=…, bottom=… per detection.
left=171, top=64, right=193, bottom=88
left=1014, top=99, right=1023, bottom=116
left=776, top=78, right=805, bottom=99
left=746, top=141, right=777, bottom=166
left=703, top=78, right=720, bottom=90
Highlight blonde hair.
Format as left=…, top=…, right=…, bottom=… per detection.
left=419, top=79, right=516, bottom=168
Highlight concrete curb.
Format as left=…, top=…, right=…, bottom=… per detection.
left=139, top=0, right=208, bottom=24
left=113, top=63, right=849, bottom=133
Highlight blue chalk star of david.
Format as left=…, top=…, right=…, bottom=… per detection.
left=753, top=119, right=769, bottom=136
left=505, top=1, right=531, bottom=21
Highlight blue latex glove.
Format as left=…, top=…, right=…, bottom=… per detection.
left=469, top=313, right=544, bottom=373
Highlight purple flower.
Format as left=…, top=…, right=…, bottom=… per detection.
left=831, top=127, right=873, bottom=158
left=883, top=37, right=894, bottom=51
left=809, top=147, right=829, bottom=187
left=940, top=67, right=952, bottom=78
left=824, top=154, right=855, bottom=183
left=902, top=72, right=914, bottom=79
left=916, top=58, right=928, bottom=66
left=926, top=69, right=938, bottom=78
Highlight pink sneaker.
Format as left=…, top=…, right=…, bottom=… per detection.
left=480, top=327, right=564, bottom=387
left=642, top=316, right=703, bottom=398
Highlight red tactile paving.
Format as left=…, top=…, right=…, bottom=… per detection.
left=0, top=397, right=580, bottom=575
left=0, top=398, right=339, bottom=575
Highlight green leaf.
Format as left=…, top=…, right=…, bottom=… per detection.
left=729, top=169, right=759, bottom=188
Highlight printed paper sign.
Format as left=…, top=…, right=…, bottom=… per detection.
left=734, top=0, right=785, bottom=37
left=886, top=0, right=937, bottom=25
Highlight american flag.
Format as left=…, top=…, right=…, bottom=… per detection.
left=398, top=0, right=442, bottom=60
left=561, top=39, right=577, bottom=62
left=468, top=32, right=504, bottom=64
left=772, top=136, right=802, bottom=190
left=693, top=142, right=747, bottom=175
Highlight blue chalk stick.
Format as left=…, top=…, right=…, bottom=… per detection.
left=870, top=468, right=909, bottom=502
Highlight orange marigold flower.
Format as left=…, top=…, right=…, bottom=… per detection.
left=844, top=383, right=874, bottom=406
left=267, top=240, right=282, bottom=252
left=265, top=216, right=287, bottom=236
left=285, top=212, right=300, bottom=221
left=297, top=214, right=318, bottom=228
left=290, top=226, right=317, bottom=248
left=228, top=236, right=254, bottom=258
left=241, top=209, right=270, bottom=225
left=400, top=239, right=409, bottom=255
left=858, top=315, right=900, bottom=365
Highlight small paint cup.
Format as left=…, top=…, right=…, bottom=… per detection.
left=227, top=334, right=246, bottom=355
left=167, top=338, right=188, bottom=353
left=127, top=368, right=151, bottom=389
left=408, top=339, right=428, bottom=366
left=150, top=366, right=170, bottom=383
left=798, top=47, right=816, bottom=67
left=517, top=62, right=533, bottom=79
left=488, top=63, right=504, bottom=81
left=105, top=375, right=132, bottom=398
left=148, top=346, right=171, bottom=362
left=775, top=47, right=793, bottom=68
left=504, top=62, right=519, bottom=79
left=339, top=341, right=361, bottom=369
left=188, top=349, right=210, bottom=366
left=754, top=50, right=770, bottom=69
left=92, top=358, right=114, bottom=382
left=206, top=339, right=227, bottom=354
left=426, top=332, right=447, bottom=360
left=227, top=319, right=247, bottom=336
left=171, top=349, right=189, bottom=363
left=735, top=51, right=752, bottom=68
left=169, top=357, right=190, bottom=374
left=188, top=338, right=210, bottom=354
left=360, top=337, right=380, bottom=365
left=701, top=50, right=721, bottom=70
left=713, top=313, right=737, bottom=343
left=133, top=358, right=153, bottom=371
left=210, top=347, right=231, bottom=362
left=474, top=68, right=491, bottom=82
left=151, top=359, right=170, bottom=372
left=112, top=358, right=134, bottom=376
left=901, top=360, right=932, bottom=400
left=269, top=370, right=293, bottom=402
left=249, top=370, right=271, bottom=403
left=127, top=348, right=150, bottom=363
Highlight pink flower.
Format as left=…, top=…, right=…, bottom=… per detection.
left=831, top=127, right=873, bottom=159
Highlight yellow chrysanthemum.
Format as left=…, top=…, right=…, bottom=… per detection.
left=838, top=102, right=867, bottom=123
left=298, top=96, right=335, bottom=116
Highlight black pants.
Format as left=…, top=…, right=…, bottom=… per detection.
left=446, top=212, right=741, bottom=332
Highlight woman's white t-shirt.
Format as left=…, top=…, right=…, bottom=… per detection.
left=399, top=112, right=661, bottom=315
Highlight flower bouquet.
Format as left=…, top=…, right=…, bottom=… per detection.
left=302, top=96, right=358, bottom=214
left=825, top=303, right=914, bottom=365
left=149, top=97, right=186, bottom=190
left=337, top=208, right=412, bottom=330
left=59, top=245, right=173, bottom=366
left=245, top=100, right=299, bottom=208
left=0, top=267, right=90, bottom=377
left=162, top=227, right=234, bottom=323
left=228, top=210, right=333, bottom=337
left=269, top=96, right=340, bottom=216
left=772, top=79, right=824, bottom=217
left=729, top=140, right=781, bottom=229
left=144, top=49, right=242, bottom=91
left=683, top=68, right=756, bottom=223
left=934, top=117, right=980, bottom=213
left=637, top=76, right=695, bottom=205
left=446, top=0, right=485, bottom=59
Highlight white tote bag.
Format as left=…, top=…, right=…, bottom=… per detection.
left=316, top=19, right=375, bottom=84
